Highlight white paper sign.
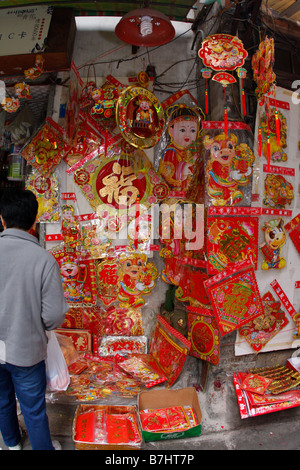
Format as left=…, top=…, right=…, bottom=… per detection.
left=0, top=5, right=53, bottom=56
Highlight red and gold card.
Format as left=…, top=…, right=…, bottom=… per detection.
left=150, top=315, right=191, bottom=386
left=204, top=260, right=264, bottom=336
left=238, top=291, right=289, bottom=352
left=207, top=216, right=259, bottom=275
left=106, top=414, right=129, bottom=444
left=140, top=409, right=170, bottom=432
left=75, top=411, right=96, bottom=442
left=56, top=328, right=92, bottom=352
left=187, top=307, right=220, bottom=364
left=101, top=306, right=144, bottom=336
left=241, top=373, right=273, bottom=395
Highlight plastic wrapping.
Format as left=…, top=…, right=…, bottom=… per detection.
left=25, top=169, right=60, bottom=223
left=73, top=404, right=142, bottom=449
left=203, top=122, right=255, bottom=207
left=21, top=117, right=70, bottom=176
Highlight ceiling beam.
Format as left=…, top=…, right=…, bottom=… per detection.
left=282, top=0, right=300, bottom=17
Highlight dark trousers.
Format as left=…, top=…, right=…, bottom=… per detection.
left=0, top=360, right=54, bottom=450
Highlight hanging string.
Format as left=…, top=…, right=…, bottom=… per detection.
left=205, top=78, right=209, bottom=115
left=224, top=86, right=228, bottom=137
left=241, top=78, right=247, bottom=116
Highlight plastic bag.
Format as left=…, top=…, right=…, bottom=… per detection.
left=45, top=331, right=70, bottom=391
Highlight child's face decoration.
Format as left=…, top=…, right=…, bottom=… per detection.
left=169, top=119, right=198, bottom=148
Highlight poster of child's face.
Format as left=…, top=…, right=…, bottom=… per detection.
left=169, top=119, right=199, bottom=148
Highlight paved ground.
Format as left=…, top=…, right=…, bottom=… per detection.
left=1, top=369, right=300, bottom=452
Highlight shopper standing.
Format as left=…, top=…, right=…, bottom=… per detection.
left=0, top=188, right=68, bottom=450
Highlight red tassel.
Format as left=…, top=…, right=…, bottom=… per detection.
left=224, top=106, right=228, bottom=137
left=223, top=87, right=228, bottom=136
left=242, top=88, right=247, bottom=116
left=275, top=110, right=281, bottom=146
left=258, top=126, right=262, bottom=157
left=205, top=89, right=209, bottom=115
left=267, top=134, right=271, bottom=171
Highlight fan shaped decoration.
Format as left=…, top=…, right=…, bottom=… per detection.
left=198, top=34, right=248, bottom=132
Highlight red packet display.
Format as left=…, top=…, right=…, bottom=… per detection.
left=101, top=306, right=144, bottom=336
left=207, top=214, right=259, bottom=274
left=238, top=291, right=289, bottom=352
left=204, top=260, right=264, bottom=336
left=75, top=411, right=96, bottom=442
left=97, top=336, right=147, bottom=356
left=187, top=307, right=220, bottom=365
left=149, top=315, right=191, bottom=386
left=140, top=409, right=171, bottom=432
left=106, top=414, right=129, bottom=444
left=117, top=354, right=168, bottom=388
left=51, top=247, right=97, bottom=307
left=56, top=328, right=92, bottom=353
left=21, top=117, right=70, bottom=176
left=241, top=373, right=273, bottom=395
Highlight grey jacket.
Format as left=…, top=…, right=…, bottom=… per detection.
left=0, top=228, right=68, bottom=366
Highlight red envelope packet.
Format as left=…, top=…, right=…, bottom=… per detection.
left=106, top=414, right=129, bottom=444
left=241, top=373, right=273, bottom=395
left=75, top=411, right=96, bottom=442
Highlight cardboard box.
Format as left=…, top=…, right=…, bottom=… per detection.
left=73, top=404, right=142, bottom=450
left=138, top=387, right=202, bottom=441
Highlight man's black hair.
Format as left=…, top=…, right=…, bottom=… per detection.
left=0, top=188, right=38, bottom=231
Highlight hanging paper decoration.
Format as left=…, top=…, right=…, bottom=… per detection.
left=80, top=218, right=111, bottom=259
left=212, top=72, right=237, bottom=136
left=203, top=129, right=255, bottom=206
left=207, top=215, right=259, bottom=274
left=101, top=306, right=144, bottom=336
left=24, top=54, right=45, bottom=80
left=260, top=218, right=287, bottom=270
left=252, top=37, right=277, bottom=168
left=201, top=67, right=211, bottom=114
left=21, top=117, right=70, bottom=176
left=96, top=258, right=119, bottom=307
left=73, top=148, right=169, bottom=231
left=64, top=115, right=104, bottom=168
left=25, top=170, right=60, bottom=223
left=204, top=260, right=264, bottom=337
left=285, top=213, right=300, bottom=257
left=149, top=315, right=191, bottom=387
left=89, top=76, right=126, bottom=130
left=263, top=173, right=294, bottom=209
left=158, top=104, right=203, bottom=196
left=187, top=307, right=220, bottom=365
left=14, top=82, right=32, bottom=100
left=198, top=34, right=247, bottom=127
left=51, top=247, right=98, bottom=307
left=238, top=291, right=289, bottom=353
left=198, top=34, right=248, bottom=71
left=237, top=67, right=247, bottom=116
left=116, top=85, right=165, bottom=148
left=64, top=61, right=83, bottom=145
left=117, top=249, right=159, bottom=308
left=252, top=37, right=276, bottom=101
left=1, top=96, right=20, bottom=113
left=260, top=107, right=287, bottom=162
